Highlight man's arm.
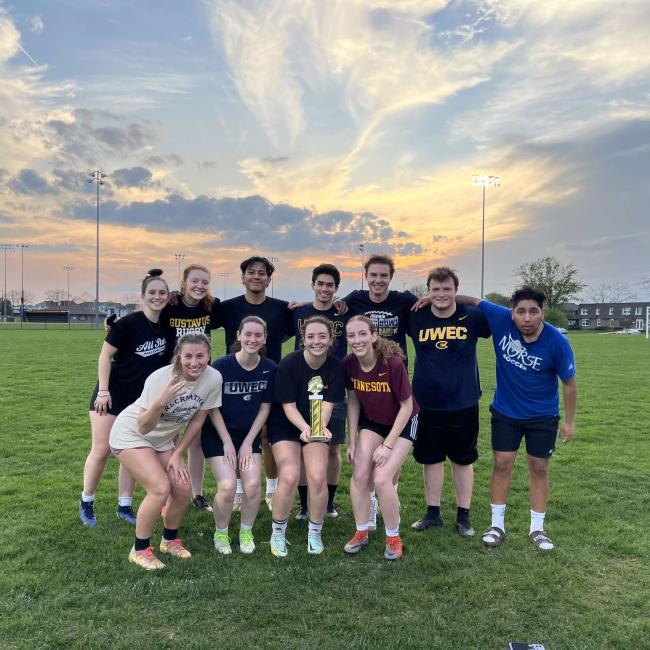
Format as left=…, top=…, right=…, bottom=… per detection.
left=559, top=376, right=577, bottom=442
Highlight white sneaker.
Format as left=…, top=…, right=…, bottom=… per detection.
left=307, top=532, right=324, bottom=555
left=239, top=529, right=255, bottom=554
left=369, top=496, right=379, bottom=531
left=213, top=530, right=232, bottom=555
left=270, top=533, right=288, bottom=558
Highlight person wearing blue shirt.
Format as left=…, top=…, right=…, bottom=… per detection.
left=201, top=316, right=276, bottom=555
left=292, top=263, right=351, bottom=520
left=407, top=267, right=491, bottom=538
left=460, top=287, right=577, bottom=551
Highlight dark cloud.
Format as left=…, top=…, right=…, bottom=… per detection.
left=111, top=166, right=155, bottom=188
left=145, top=154, right=183, bottom=168
left=69, top=193, right=422, bottom=254
left=8, top=169, right=56, bottom=195
left=196, top=160, right=218, bottom=169
left=45, top=109, right=156, bottom=163
left=51, top=168, right=87, bottom=192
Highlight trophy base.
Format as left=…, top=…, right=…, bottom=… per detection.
left=306, top=435, right=328, bottom=442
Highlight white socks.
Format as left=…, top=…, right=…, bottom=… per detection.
left=81, top=493, right=95, bottom=503
left=530, top=510, right=546, bottom=534
left=271, top=518, right=287, bottom=535
left=385, top=526, right=399, bottom=537
left=308, top=520, right=323, bottom=535
left=118, top=496, right=132, bottom=507
left=266, top=478, right=278, bottom=494
left=491, top=503, right=507, bottom=531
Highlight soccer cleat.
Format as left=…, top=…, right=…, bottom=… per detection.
left=79, top=500, right=97, bottom=527
left=128, top=546, right=165, bottom=570
left=295, top=506, right=309, bottom=521
left=344, top=531, right=369, bottom=555
left=368, top=496, right=379, bottom=531
left=213, top=531, right=232, bottom=555
left=116, top=505, right=137, bottom=525
left=192, top=495, right=213, bottom=512
left=265, top=493, right=274, bottom=511
left=384, top=535, right=403, bottom=560
left=455, top=518, right=476, bottom=538
left=270, top=533, right=288, bottom=558
left=232, top=493, right=243, bottom=512
left=160, top=537, right=191, bottom=559
left=307, top=532, right=325, bottom=555
left=411, top=511, right=443, bottom=531
left=326, top=503, right=339, bottom=519
left=239, top=529, right=256, bottom=554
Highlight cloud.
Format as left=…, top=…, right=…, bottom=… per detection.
left=68, top=192, right=422, bottom=254
left=8, top=168, right=56, bottom=195
left=26, top=15, right=44, bottom=34
left=111, top=166, right=155, bottom=189
left=144, top=154, right=183, bottom=168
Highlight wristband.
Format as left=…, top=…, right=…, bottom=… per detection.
left=382, top=443, right=393, bottom=450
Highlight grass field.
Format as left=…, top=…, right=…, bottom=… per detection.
left=1, top=329, right=649, bottom=649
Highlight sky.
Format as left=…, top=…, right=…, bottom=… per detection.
left=1, top=0, right=649, bottom=304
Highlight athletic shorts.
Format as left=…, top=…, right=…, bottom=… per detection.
left=89, top=382, right=138, bottom=417
left=358, top=412, right=418, bottom=444
left=266, top=422, right=330, bottom=447
left=328, top=400, right=347, bottom=445
left=413, top=405, right=479, bottom=466
left=490, top=406, right=559, bottom=459
left=201, top=424, right=262, bottom=459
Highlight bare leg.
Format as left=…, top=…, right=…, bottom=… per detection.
left=451, top=462, right=473, bottom=509
left=208, top=456, right=237, bottom=529
left=422, top=462, right=444, bottom=506
left=350, top=430, right=381, bottom=526
left=491, top=451, right=517, bottom=504
left=189, top=435, right=206, bottom=497
left=373, top=439, right=412, bottom=531
left=240, top=454, right=262, bottom=527
left=302, top=442, right=329, bottom=524
left=270, top=441, right=301, bottom=521
left=527, top=455, right=550, bottom=513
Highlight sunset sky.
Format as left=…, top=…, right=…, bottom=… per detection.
left=1, top=0, right=649, bottom=303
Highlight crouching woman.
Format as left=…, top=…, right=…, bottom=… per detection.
left=109, top=332, right=222, bottom=570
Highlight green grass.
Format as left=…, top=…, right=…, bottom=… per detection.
left=1, top=330, right=649, bottom=649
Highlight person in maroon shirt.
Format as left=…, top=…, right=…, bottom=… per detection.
left=343, top=315, right=419, bottom=560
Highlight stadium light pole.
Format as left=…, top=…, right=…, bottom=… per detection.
left=359, top=243, right=365, bottom=290
left=268, top=257, right=279, bottom=298
left=63, top=266, right=73, bottom=306
left=174, top=253, right=185, bottom=286
left=471, top=174, right=501, bottom=299
left=88, top=170, right=107, bottom=329
left=1, top=244, right=15, bottom=323
left=17, top=243, right=28, bottom=328
left=217, top=271, right=230, bottom=299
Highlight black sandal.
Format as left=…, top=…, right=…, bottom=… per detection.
left=481, top=526, right=505, bottom=548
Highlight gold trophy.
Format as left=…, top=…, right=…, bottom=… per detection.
left=307, top=376, right=326, bottom=441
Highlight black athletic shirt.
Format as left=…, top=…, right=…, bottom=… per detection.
left=215, top=295, right=293, bottom=363
left=292, top=304, right=351, bottom=360
left=161, top=298, right=221, bottom=362
left=94, top=311, right=169, bottom=409
left=267, top=350, right=345, bottom=433
left=343, top=289, right=418, bottom=362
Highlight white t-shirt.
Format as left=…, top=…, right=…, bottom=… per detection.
left=109, top=365, right=222, bottom=452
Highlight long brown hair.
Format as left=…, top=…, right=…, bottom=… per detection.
left=300, top=315, right=335, bottom=345
left=181, top=264, right=214, bottom=311
left=346, top=315, right=405, bottom=365
left=229, top=315, right=268, bottom=355
left=171, top=332, right=211, bottom=378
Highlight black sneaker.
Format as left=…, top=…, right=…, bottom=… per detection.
left=411, top=510, right=443, bottom=531
left=116, top=505, right=137, bottom=525
left=455, top=518, right=476, bottom=538
left=79, top=500, right=97, bottom=527
left=192, top=495, right=213, bottom=512
left=326, top=503, right=339, bottom=518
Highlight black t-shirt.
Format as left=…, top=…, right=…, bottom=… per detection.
left=268, top=350, right=345, bottom=433
left=161, top=298, right=221, bottom=362
left=407, top=304, right=491, bottom=411
left=104, top=311, right=169, bottom=396
left=343, top=289, right=418, bottom=361
left=292, top=304, right=351, bottom=360
left=215, top=295, right=293, bottom=363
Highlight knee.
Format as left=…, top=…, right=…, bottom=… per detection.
left=172, top=480, right=192, bottom=501
left=528, top=459, right=549, bottom=480
left=149, top=477, right=172, bottom=501
left=351, top=469, right=371, bottom=490
left=243, top=477, right=261, bottom=498
left=308, top=472, right=326, bottom=494
left=493, top=456, right=515, bottom=474
left=280, top=465, right=300, bottom=490
left=218, top=478, right=237, bottom=499
left=373, top=471, right=393, bottom=493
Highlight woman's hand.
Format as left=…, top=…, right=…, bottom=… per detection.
left=346, top=444, right=356, bottom=463
left=158, top=377, right=186, bottom=405
left=372, top=443, right=392, bottom=467
left=94, top=392, right=112, bottom=414
left=299, top=426, right=312, bottom=443
left=222, top=441, right=237, bottom=469
left=238, top=441, right=254, bottom=471
left=167, top=451, right=190, bottom=485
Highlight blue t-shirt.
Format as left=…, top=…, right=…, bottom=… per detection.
left=203, top=353, right=276, bottom=435
left=408, top=304, right=491, bottom=411
left=479, top=301, right=576, bottom=419
left=292, top=304, right=351, bottom=360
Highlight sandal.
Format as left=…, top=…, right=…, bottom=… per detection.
left=481, top=526, right=505, bottom=548
left=529, top=530, right=555, bottom=551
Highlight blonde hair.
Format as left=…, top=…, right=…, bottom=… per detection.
left=171, top=332, right=211, bottom=377
left=346, top=315, right=405, bottom=365
left=300, top=315, right=335, bottom=344
left=181, top=264, right=214, bottom=311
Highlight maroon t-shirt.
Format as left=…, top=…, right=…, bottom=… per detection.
left=344, top=353, right=419, bottom=426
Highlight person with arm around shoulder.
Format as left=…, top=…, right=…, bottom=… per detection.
left=109, top=332, right=223, bottom=570
left=201, top=316, right=276, bottom=555
left=80, top=269, right=170, bottom=527
left=343, top=315, right=419, bottom=560
left=458, top=287, right=577, bottom=551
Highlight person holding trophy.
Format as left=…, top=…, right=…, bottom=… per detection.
left=266, top=316, right=345, bottom=557
left=343, top=316, right=419, bottom=560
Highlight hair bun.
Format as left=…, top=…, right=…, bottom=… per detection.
left=148, top=268, right=163, bottom=277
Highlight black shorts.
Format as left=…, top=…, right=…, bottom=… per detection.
left=88, top=382, right=137, bottom=416
left=201, top=421, right=262, bottom=459
left=490, top=406, right=559, bottom=459
left=266, top=422, right=330, bottom=447
left=413, top=405, right=479, bottom=465
left=328, top=401, right=347, bottom=445
left=358, top=413, right=418, bottom=443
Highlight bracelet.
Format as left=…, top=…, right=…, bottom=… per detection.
left=97, top=390, right=110, bottom=396
left=382, top=443, right=393, bottom=450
